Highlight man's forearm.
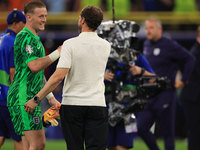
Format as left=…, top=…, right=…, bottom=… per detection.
left=27, top=56, right=52, bottom=73
left=28, top=49, right=60, bottom=73
left=143, top=70, right=155, bottom=76
left=37, top=70, right=65, bottom=101
left=43, top=75, right=54, bottom=100
left=35, top=68, right=68, bottom=102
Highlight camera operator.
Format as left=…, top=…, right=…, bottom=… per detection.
left=105, top=54, right=155, bottom=150
left=137, top=18, right=195, bottom=150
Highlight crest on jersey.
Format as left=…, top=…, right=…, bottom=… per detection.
left=153, top=48, right=160, bottom=56
left=26, top=45, right=33, bottom=54
left=33, top=117, right=40, bottom=125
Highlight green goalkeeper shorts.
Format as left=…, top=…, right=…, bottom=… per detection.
left=8, top=105, right=43, bottom=135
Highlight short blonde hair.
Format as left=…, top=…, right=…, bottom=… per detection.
left=145, top=17, right=162, bottom=28
left=24, top=0, right=46, bottom=15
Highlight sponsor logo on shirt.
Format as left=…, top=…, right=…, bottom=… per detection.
left=153, top=48, right=160, bottom=56
left=26, top=45, right=33, bottom=54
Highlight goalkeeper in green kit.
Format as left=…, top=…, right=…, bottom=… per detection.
left=7, top=1, right=61, bottom=150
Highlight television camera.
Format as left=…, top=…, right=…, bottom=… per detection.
left=96, top=20, right=140, bottom=63
left=96, top=20, right=171, bottom=126
left=108, top=76, right=171, bottom=126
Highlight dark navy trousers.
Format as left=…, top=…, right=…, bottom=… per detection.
left=181, top=100, right=200, bottom=150
left=137, top=89, right=177, bottom=150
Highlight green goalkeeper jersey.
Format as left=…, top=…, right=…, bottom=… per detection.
left=7, top=27, right=45, bottom=106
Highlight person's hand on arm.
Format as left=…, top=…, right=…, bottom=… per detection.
left=104, top=71, right=114, bottom=81
left=174, top=80, right=184, bottom=89
left=24, top=68, right=69, bottom=114
left=129, top=64, right=155, bottom=76
left=174, top=70, right=184, bottom=89
left=129, top=64, right=142, bottom=75
left=57, top=45, right=62, bottom=53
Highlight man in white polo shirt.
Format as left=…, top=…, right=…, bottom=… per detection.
left=24, top=5, right=111, bottom=150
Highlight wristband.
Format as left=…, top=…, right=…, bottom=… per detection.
left=46, top=92, right=54, bottom=100
left=139, top=68, right=145, bottom=76
left=48, top=49, right=60, bottom=63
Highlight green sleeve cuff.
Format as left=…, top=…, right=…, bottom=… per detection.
left=26, top=57, right=39, bottom=64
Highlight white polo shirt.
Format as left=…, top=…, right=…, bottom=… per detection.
left=57, top=32, right=111, bottom=107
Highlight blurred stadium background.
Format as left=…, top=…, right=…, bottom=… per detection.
left=0, top=0, right=199, bottom=149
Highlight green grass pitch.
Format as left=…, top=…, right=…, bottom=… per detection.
left=1, top=138, right=187, bottom=150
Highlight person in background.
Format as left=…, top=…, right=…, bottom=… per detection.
left=105, top=56, right=155, bottom=150
left=137, top=18, right=195, bottom=150
left=0, top=9, right=26, bottom=150
left=179, top=25, right=200, bottom=150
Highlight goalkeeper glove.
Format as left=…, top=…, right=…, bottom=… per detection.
left=42, top=103, right=61, bottom=128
